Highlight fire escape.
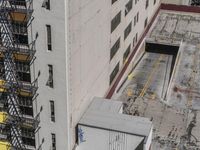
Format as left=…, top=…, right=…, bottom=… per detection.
left=0, top=0, right=39, bottom=149
left=190, top=0, right=200, bottom=5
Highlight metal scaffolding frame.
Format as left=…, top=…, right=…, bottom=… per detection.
left=0, top=0, right=39, bottom=149
left=190, top=0, right=200, bottom=5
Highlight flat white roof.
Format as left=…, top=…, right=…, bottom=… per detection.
left=87, top=97, right=123, bottom=113
left=79, top=98, right=152, bottom=137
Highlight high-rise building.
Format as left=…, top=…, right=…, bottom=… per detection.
left=0, top=0, right=39, bottom=150
left=31, top=0, right=160, bottom=149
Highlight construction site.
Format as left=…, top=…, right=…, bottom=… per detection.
left=114, top=10, right=200, bottom=150
left=0, top=0, right=39, bottom=150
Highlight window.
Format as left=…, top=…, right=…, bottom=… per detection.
left=50, top=100, right=55, bottom=122
left=110, top=37, right=120, bottom=60
left=110, top=62, right=119, bottom=85
left=21, top=127, right=35, bottom=146
left=46, top=25, right=52, bottom=51
left=112, top=0, right=118, bottom=4
left=125, top=0, right=133, bottom=16
left=46, top=64, right=54, bottom=88
left=133, top=37, right=135, bottom=47
left=135, top=0, right=137, bottom=4
left=111, top=11, right=121, bottom=33
left=137, top=12, right=139, bottom=22
left=135, top=33, right=138, bottom=43
left=144, top=17, right=148, bottom=28
left=134, top=16, right=137, bottom=26
left=14, top=34, right=28, bottom=45
left=145, top=0, right=149, bottom=9
left=154, top=0, right=156, bottom=5
left=123, top=45, right=131, bottom=63
left=42, top=0, right=50, bottom=10
left=52, top=133, right=56, bottom=150
left=19, top=96, right=33, bottom=116
left=12, top=21, right=27, bottom=34
left=124, top=22, right=132, bottom=40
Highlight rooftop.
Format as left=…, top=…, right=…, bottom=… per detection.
left=87, top=97, right=123, bottom=113
left=79, top=98, right=152, bottom=138
left=114, top=10, right=200, bottom=150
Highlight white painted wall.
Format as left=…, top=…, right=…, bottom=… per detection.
left=69, top=0, right=160, bottom=148
left=32, top=0, right=70, bottom=150
left=161, top=0, right=190, bottom=5
left=144, top=127, right=153, bottom=150
left=77, top=125, right=146, bottom=150
left=114, top=1, right=161, bottom=95
left=32, top=0, right=160, bottom=149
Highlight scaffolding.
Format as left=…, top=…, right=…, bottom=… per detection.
left=0, top=0, right=38, bottom=149
left=190, top=0, right=200, bottom=6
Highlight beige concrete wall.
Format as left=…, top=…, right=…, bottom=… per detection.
left=32, top=0, right=161, bottom=149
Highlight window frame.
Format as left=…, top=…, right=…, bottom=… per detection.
left=46, top=64, right=54, bottom=88
left=51, top=133, right=56, bottom=150
left=123, top=44, right=131, bottom=63
left=111, top=11, right=121, bottom=33
left=110, top=62, right=120, bottom=85
left=110, top=37, right=120, bottom=60
left=50, top=100, right=55, bottom=122
left=124, top=22, right=132, bottom=40
left=125, top=0, right=133, bottom=16
left=46, top=25, right=52, bottom=51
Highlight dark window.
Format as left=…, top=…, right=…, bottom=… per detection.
left=14, top=34, right=28, bottom=45
left=111, top=11, right=121, bottom=33
left=124, top=22, right=132, bottom=40
left=110, top=62, right=119, bottom=85
left=144, top=17, right=148, bottom=28
left=137, top=12, right=139, bottom=22
left=42, top=0, right=50, bottom=10
left=133, top=37, right=135, bottom=47
left=16, top=61, right=31, bottom=82
left=134, top=16, right=137, bottom=26
left=135, top=33, right=138, bottom=43
left=12, top=21, right=27, bottom=34
left=18, top=96, right=32, bottom=107
left=112, top=0, right=118, bottom=4
left=46, top=64, right=54, bottom=88
left=50, top=100, right=55, bottom=122
left=154, top=0, right=156, bottom=5
left=18, top=72, right=31, bottom=82
left=135, top=0, right=137, bottom=4
left=12, top=0, right=26, bottom=6
left=16, top=61, right=30, bottom=73
left=20, top=106, right=33, bottom=116
left=46, top=25, right=52, bottom=51
left=19, top=95, right=33, bottom=116
left=125, top=0, right=133, bottom=16
left=145, top=0, right=149, bottom=9
left=123, top=45, right=131, bottom=63
left=52, top=133, right=56, bottom=150
left=110, top=37, right=120, bottom=60
left=21, top=127, right=35, bottom=146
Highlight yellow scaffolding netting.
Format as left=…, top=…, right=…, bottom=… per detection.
left=0, top=112, right=10, bottom=150
left=0, top=79, right=32, bottom=96
left=0, top=112, right=8, bottom=124
left=0, top=141, right=11, bottom=150
left=0, top=80, right=6, bottom=92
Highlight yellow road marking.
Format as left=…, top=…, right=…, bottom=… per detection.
left=139, top=54, right=164, bottom=98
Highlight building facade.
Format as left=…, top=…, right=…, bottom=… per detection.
left=32, top=0, right=160, bottom=149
